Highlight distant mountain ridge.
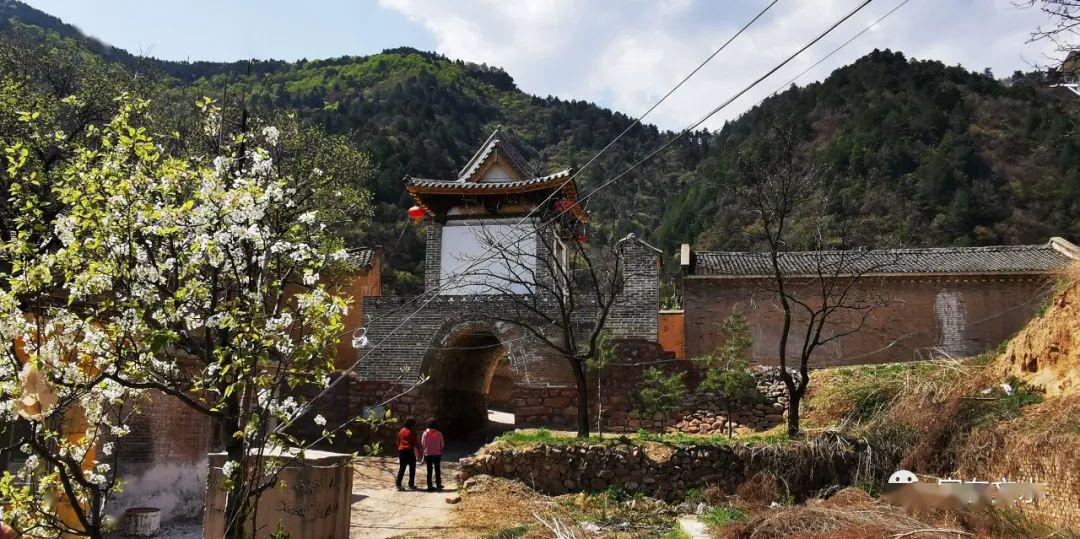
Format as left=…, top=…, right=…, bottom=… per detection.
left=4, top=0, right=1078, bottom=294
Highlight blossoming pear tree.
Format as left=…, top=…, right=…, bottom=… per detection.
left=1, top=94, right=365, bottom=538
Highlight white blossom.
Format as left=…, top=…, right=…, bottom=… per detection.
left=262, top=126, right=280, bottom=146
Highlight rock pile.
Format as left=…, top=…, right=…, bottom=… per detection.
left=671, top=366, right=790, bottom=434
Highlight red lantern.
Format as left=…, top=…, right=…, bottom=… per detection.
left=407, top=205, right=425, bottom=221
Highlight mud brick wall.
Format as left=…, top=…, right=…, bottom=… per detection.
left=684, top=275, right=1053, bottom=366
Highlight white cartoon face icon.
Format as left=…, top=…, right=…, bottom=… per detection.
left=889, top=470, right=919, bottom=484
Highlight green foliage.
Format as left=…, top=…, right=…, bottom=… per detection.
left=635, top=368, right=687, bottom=429
left=699, top=310, right=760, bottom=401
left=657, top=528, right=692, bottom=539
left=494, top=428, right=608, bottom=448
left=658, top=49, right=1080, bottom=254
left=972, top=376, right=1042, bottom=426
left=587, top=330, right=617, bottom=372
left=700, top=506, right=748, bottom=527
left=634, top=429, right=790, bottom=447
left=4, top=6, right=1079, bottom=294
left=559, top=487, right=680, bottom=534
left=484, top=525, right=529, bottom=539
left=807, top=362, right=939, bottom=425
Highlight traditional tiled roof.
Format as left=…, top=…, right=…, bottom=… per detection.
left=345, top=247, right=376, bottom=271
left=686, top=239, right=1078, bottom=277
left=457, top=128, right=537, bottom=182
left=407, top=169, right=572, bottom=192
left=405, top=128, right=587, bottom=222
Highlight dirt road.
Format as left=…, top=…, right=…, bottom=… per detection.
left=349, top=456, right=467, bottom=538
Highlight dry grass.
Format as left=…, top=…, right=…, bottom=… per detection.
left=451, top=475, right=684, bottom=538
left=721, top=489, right=967, bottom=539
left=451, top=475, right=553, bottom=538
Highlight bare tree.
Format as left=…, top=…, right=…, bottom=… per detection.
left=733, top=128, right=894, bottom=437
left=1018, top=1, right=1080, bottom=57
left=453, top=221, right=637, bottom=438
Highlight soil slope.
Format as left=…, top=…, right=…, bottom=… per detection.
left=995, top=266, right=1080, bottom=397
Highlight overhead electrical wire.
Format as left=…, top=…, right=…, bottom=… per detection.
left=277, top=1, right=786, bottom=429
left=558, top=0, right=876, bottom=222
left=283, top=0, right=881, bottom=430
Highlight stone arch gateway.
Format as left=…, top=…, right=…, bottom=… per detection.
left=419, top=321, right=519, bottom=435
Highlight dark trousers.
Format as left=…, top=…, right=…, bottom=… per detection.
left=396, top=449, right=415, bottom=487
left=425, top=455, right=443, bottom=488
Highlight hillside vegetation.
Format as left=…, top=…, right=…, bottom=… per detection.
left=3, top=1, right=1079, bottom=295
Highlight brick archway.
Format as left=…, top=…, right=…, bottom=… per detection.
left=419, top=321, right=521, bottom=436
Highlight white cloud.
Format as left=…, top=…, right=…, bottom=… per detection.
left=378, top=0, right=1059, bottom=130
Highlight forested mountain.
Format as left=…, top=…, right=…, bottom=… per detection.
left=3, top=1, right=1079, bottom=294
left=659, top=50, right=1080, bottom=253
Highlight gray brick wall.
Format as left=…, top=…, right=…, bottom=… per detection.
left=608, top=239, right=660, bottom=340
left=358, top=295, right=573, bottom=386
left=424, top=222, right=442, bottom=291
left=361, top=226, right=660, bottom=387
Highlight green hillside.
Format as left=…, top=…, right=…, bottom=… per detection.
left=3, top=1, right=1079, bottom=294
left=659, top=50, right=1080, bottom=252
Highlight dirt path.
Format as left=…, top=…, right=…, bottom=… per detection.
left=349, top=412, right=516, bottom=537
left=349, top=456, right=468, bottom=538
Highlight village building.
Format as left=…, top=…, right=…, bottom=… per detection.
left=678, top=238, right=1080, bottom=365
left=66, top=130, right=1079, bottom=522
left=328, top=129, right=665, bottom=437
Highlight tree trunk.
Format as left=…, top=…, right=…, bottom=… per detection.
left=786, top=391, right=801, bottom=438
left=571, top=360, right=590, bottom=438
left=220, top=392, right=249, bottom=539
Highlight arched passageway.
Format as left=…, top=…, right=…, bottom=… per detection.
left=424, top=330, right=515, bottom=438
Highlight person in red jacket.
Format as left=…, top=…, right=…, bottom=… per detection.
left=395, top=417, right=418, bottom=490
left=421, top=418, right=445, bottom=491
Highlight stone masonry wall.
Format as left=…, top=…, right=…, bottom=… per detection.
left=459, top=434, right=868, bottom=501
left=684, top=275, right=1052, bottom=366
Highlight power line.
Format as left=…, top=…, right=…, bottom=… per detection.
left=769, top=0, right=911, bottom=97
left=279, top=0, right=783, bottom=427
left=546, top=0, right=876, bottom=225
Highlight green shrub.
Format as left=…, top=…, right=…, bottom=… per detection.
left=636, top=368, right=687, bottom=430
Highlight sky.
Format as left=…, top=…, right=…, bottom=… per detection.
left=23, top=0, right=1061, bottom=131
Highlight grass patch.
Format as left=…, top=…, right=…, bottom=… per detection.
left=701, top=506, right=748, bottom=527
left=483, top=524, right=529, bottom=539
left=493, top=427, right=790, bottom=450
left=635, top=427, right=790, bottom=447
left=807, top=362, right=951, bottom=426
left=494, top=428, right=609, bottom=447
left=657, top=529, right=691, bottom=539
left=970, top=376, right=1043, bottom=426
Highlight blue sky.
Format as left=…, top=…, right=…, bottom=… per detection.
left=24, top=1, right=1060, bottom=130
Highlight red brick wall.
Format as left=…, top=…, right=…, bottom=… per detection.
left=684, top=274, right=1052, bottom=366
left=116, top=389, right=212, bottom=465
